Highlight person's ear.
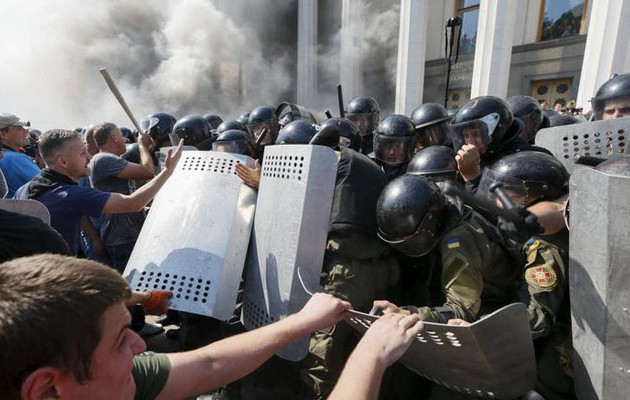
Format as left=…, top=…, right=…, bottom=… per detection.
left=20, top=367, right=64, bottom=400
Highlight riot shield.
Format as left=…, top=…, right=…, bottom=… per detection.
left=346, top=303, right=536, bottom=399
left=569, top=167, right=630, bottom=399
left=157, top=145, right=198, bottom=170
left=535, top=116, right=630, bottom=174
left=242, top=145, right=338, bottom=361
left=123, top=151, right=257, bottom=321
left=0, top=199, right=50, bottom=224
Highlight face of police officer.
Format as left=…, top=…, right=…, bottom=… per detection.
left=602, top=98, right=630, bottom=120
left=347, top=114, right=373, bottom=137
left=462, top=127, right=487, bottom=155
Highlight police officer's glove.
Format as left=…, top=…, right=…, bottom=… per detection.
left=498, top=206, right=544, bottom=244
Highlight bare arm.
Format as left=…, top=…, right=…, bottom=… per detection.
left=527, top=194, right=568, bottom=235
left=329, top=313, right=424, bottom=400
left=117, top=133, right=155, bottom=180
left=103, top=140, right=182, bottom=213
left=156, top=293, right=352, bottom=400
left=80, top=216, right=105, bottom=258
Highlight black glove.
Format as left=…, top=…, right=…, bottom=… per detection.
left=498, top=206, right=544, bottom=243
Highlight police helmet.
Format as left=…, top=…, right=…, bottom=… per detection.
left=170, top=114, right=209, bottom=147
left=592, top=73, right=630, bottom=120
left=143, top=112, right=176, bottom=146
left=203, top=113, right=224, bottom=131
left=275, top=120, right=318, bottom=145
left=506, top=96, right=543, bottom=143
left=376, top=175, right=447, bottom=257
left=373, top=114, right=416, bottom=167
left=451, top=96, right=515, bottom=155
left=478, top=151, right=569, bottom=207
left=547, top=113, right=580, bottom=127
left=407, top=146, right=458, bottom=183
left=319, top=117, right=360, bottom=151
left=212, top=129, right=255, bottom=157
left=410, top=103, right=452, bottom=148
left=217, top=119, right=248, bottom=134
left=248, top=105, right=279, bottom=145
left=346, top=96, right=380, bottom=137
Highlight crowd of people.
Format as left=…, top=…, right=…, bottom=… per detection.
left=1, top=71, right=630, bottom=400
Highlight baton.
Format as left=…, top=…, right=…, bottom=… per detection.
left=489, top=183, right=517, bottom=210
left=337, top=84, right=345, bottom=118
left=99, top=68, right=144, bottom=135
left=325, top=110, right=333, bottom=119
left=441, top=181, right=524, bottom=223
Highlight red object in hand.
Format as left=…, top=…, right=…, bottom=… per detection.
left=143, top=290, right=173, bottom=315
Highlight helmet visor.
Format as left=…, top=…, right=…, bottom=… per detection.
left=373, top=135, right=415, bottom=167
left=450, top=113, right=500, bottom=151
left=478, top=168, right=528, bottom=207
left=248, top=122, right=273, bottom=145
left=346, top=113, right=374, bottom=137
left=416, top=123, right=451, bottom=149
left=377, top=212, right=440, bottom=257
left=212, top=140, right=249, bottom=155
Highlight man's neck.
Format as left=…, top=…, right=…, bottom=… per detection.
left=1, top=141, right=20, bottom=152
left=46, top=166, right=77, bottom=183
left=99, top=143, right=122, bottom=156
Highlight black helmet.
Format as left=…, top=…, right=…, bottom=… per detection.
left=248, top=105, right=279, bottom=145
left=216, top=119, right=248, bottom=134
left=237, top=112, right=250, bottom=127
left=203, top=113, right=223, bottom=130
left=275, top=120, right=318, bottom=145
left=144, top=112, right=176, bottom=146
left=594, top=155, right=630, bottom=177
left=170, top=114, right=209, bottom=147
left=407, top=146, right=458, bottom=183
left=212, top=129, right=255, bottom=157
left=478, top=151, right=569, bottom=207
left=319, top=117, right=360, bottom=151
left=276, top=102, right=317, bottom=128
left=410, top=103, right=452, bottom=148
left=346, top=96, right=380, bottom=137
left=592, top=73, right=630, bottom=120
left=451, top=96, right=515, bottom=155
left=373, top=114, right=416, bottom=167
left=506, top=96, right=543, bottom=143
left=119, top=127, right=135, bottom=143
left=376, top=175, right=447, bottom=257
left=547, top=113, right=580, bottom=127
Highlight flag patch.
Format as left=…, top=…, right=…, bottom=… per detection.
left=446, top=238, right=461, bottom=249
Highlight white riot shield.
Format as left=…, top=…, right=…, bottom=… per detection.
left=346, top=303, right=536, bottom=399
left=242, top=145, right=338, bottom=361
left=123, top=151, right=257, bottom=320
left=0, top=199, right=51, bottom=224
left=569, top=167, right=630, bottom=399
left=158, top=145, right=198, bottom=170
left=535, top=116, right=630, bottom=174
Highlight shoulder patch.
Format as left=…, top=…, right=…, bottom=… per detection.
left=525, top=264, right=557, bottom=289
left=526, top=238, right=541, bottom=252
left=446, top=238, right=461, bottom=249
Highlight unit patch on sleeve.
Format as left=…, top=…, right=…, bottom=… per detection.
left=525, top=264, right=557, bottom=289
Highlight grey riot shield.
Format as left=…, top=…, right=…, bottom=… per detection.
left=346, top=303, right=536, bottom=399
left=157, top=145, right=198, bottom=170
left=123, top=151, right=257, bottom=321
left=535, top=116, right=630, bottom=174
left=242, top=145, right=338, bottom=361
left=569, top=167, right=630, bottom=400
left=0, top=199, right=50, bottom=224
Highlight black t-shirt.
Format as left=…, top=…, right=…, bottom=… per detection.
left=0, top=209, right=71, bottom=263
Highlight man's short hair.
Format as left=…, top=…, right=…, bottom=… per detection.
left=93, top=122, right=119, bottom=147
left=0, top=254, right=131, bottom=398
left=38, top=129, right=82, bottom=165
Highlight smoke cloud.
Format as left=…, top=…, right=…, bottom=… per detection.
left=0, top=0, right=295, bottom=131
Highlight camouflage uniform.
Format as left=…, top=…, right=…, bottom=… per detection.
left=517, top=232, right=575, bottom=400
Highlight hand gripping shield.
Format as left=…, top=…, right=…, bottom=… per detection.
left=569, top=167, right=630, bottom=399
left=123, top=151, right=257, bottom=320
left=242, top=145, right=338, bottom=361
left=535, top=116, right=630, bottom=174
left=346, top=304, right=536, bottom=399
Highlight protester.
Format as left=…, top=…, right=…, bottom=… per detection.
left=0, top=113, right=40, bottom=197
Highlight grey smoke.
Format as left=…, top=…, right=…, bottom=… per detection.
left=0, top=0, right=295, bottom=130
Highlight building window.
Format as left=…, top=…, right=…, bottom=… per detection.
left=538, top=0, right=589, bottom=42
left=456, top=0, right=480, bottom=56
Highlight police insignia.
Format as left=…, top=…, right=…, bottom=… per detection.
left=446, top=238, right=461, bottom=249
left=525, top=264, right=557, bottom=289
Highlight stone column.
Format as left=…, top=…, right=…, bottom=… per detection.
left=297, top=0, right=318, bottom=105
left=395, top=0, right=429, bottom=115
left=340, top=0, right=364, bottom=100
left=470, top=0, right=518, bottom=98
left=576, top=0, right=630, bottom=111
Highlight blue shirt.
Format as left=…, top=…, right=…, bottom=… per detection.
left=0, top=149, right=40, bottom=197
left=15, top=183, right=110, bottom=255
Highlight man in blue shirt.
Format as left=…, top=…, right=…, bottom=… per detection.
left=15, top=129, right=183, bottom=255
left=0, top=113, right=40, bottom=197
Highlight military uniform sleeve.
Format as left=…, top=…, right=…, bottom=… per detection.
left=518, top=238, right=567, bottom=339
left=133, top=352, right=171, bottom=400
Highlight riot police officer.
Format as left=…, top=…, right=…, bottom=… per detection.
left=346, top=96, right=379, bottom=155
left=592, top=72, right=630, bottom=120
left=506, top=95, right=546, bottom=143
left=318, top=117, right=361, bottom=151
left=409, top=102, right=452, bottom=152
left=216, top=119, right=248, bottom=135
left=203, top=112, right=223, bottom=131
left=170, top=114, right=213, bottom=150
left=142, top=112, right=177, bottom=149
left=247, top=105, right=280, bottom=146
left=372, top=114, right=416, bottom=181
left=212, top=129, right=255, bottom=158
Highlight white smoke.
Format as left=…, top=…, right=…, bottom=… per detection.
left=0, top=0, right=293, bottom=131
